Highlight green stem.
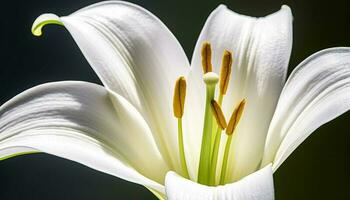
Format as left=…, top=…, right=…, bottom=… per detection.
left=197, top=84, right=215, bottom=184
left=209, top=127, right=222, bottom=185
left=178, top=118, right=190, bottom=179
left=219, top=134, right=233, bottom=185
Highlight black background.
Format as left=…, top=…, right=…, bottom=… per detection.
left=0, top=0, right=349, bottom=199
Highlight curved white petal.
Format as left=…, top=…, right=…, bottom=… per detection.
left=262, top=48, right=350, bottom=171
left=185, top=5, right=293, bottom=180
left=0, top=81, right=169, bottom=193
left=32, top=1, right=190, bottom=171
left=165, top=164, right=274, bottom=200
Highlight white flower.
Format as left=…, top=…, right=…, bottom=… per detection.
left=1, top=1, right=350, bottom=199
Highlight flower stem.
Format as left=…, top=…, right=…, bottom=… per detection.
left=178, top=118, right=189, bottom=179
left=219, top=134, right=233, bottom=185
left=197, top=84, right=216, bottom=184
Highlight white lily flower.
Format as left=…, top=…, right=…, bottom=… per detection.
left=1, top=1, right=350, bottom=199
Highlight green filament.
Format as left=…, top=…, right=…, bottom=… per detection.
left=209, top=127, right=222, bottom=185
left=178, top=118, right=190, bottom=179
left=209, top=94, right=224, bottom=185
left=219, top=134, right=233, bottom=185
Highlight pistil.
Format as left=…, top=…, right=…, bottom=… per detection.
left=197, top=72, right=219, bottom=184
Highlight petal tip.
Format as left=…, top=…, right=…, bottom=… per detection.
left=31, top=13, right=63, bottom=37
left=217, top=4, right=227, bottom=9
left=281, top=5, right=291, bottom=11
left=280, top=5, right=293, bottom=17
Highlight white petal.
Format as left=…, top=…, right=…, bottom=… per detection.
left=165, top=164, right=274, bottom=200
left=262, top=48, right=350, bottom=171
left=185, top=5, right=293, bottom=180
left=0, top=81, right=169, bottom=193
left=32, top=1, right=190, bottom=171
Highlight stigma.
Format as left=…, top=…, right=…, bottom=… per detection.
left=203, top=72, right=219, bottom=85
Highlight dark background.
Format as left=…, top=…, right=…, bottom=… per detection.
left=0, top=0, right=349, bottom=199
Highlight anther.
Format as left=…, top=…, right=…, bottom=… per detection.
left=201, top=42, right=213, bottom=73
left=226, top=99, right=246, bottom=135
left=173, top=76, right=187, bottom=118
left=219, top=50, right=233, bottom=95
left=210, top=100, right=227, bottom=130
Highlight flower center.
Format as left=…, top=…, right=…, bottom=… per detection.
left=172, top=42, right=246, bottom=186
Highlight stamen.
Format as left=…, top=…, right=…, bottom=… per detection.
left=211, top=50, right=232, bottom=152
left=197, top=72, right=219, bottom=184
left=201, top=42, right=213, bottom=74
left=209, top=101, right=227, bottom=185
left=173, top=76, right=190, bottom=178
left=226, top=99, right=246, bottom=135
left=219, top=50, right=233, bottom=96
left=219, top=133, right=233, bottom=185
left=219, top=99, right=246, bottom=185
left=173, top=76, right=186, bottom=118
left=210, top=100, right=227, bottom=130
